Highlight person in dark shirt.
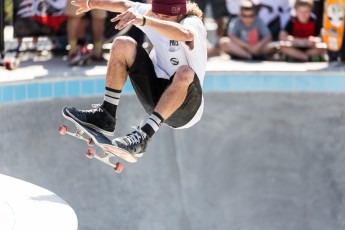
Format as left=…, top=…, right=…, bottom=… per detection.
left=278, top=0, right=326, bottom=61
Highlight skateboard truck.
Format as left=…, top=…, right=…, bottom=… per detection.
left=59, top=125, right=124, bottom=173
left=59, top=125, right=94, bottom=146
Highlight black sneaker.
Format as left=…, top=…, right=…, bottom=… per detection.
left=65, top=105, right=116, bottom=136
left=112, top=127, right=150, bottom=157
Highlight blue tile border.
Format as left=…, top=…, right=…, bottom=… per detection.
left=1, top=73, right=345, bottom=104
left=28, top=83, right=39, bottom=100
left=0, top=77, right=135, bottom=104
left=202, top=73, right=345, bottom=93
left=3, top=86, right=14, bottom=103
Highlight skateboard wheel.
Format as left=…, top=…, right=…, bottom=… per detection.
left=86, top=148, right=96, bottom=159
left=114, top=162, right=124, bottom=173
left=87, top=138, right=94, bottom=146
left=5, top=62, right=13, bottom=70
left=59, top=125, right=67, bottom=135
left=4, top=59, right=19, bottom=70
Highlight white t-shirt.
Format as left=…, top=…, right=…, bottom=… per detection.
left=130, top=2, right=207, bottom=129
left=257, top=0, right=291, bottom=29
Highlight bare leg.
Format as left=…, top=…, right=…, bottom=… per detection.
left=219, top=37, right=252, bottom=59
left=92, top=17, right=105, bottom=57
left=306, top=48, right=326, bottom=57
left=154, top=66, right=195, bottom=120
left=280, top=47, right=308, bottom=61
left=105, top=36, right=137, bottom=90
left=67, top=16, right=84, bottom=56
left=107, top=37, right=195, bottom=121
left=216, top=17, right=226, bottom=38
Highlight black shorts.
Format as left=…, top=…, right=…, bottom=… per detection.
left=127, top=44, right=202, bottom=128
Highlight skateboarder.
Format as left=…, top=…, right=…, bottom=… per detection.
left=66, top=0, right=207, bottom=157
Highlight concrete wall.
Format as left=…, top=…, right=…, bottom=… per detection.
left=1, top=93, right=345, bottom=230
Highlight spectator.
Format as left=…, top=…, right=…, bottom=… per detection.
left=278, top=0, right=326, bottom=62
left=64, top=0, right=107, bottom=64
left=194, top=0, right=229, bottom=38
left=16, top=37, right=38, bottom=52
left=289, top=0, right=324, bottom=34
left=219, top=0, right=272, bottom=60
left=226, top=0, right=291, bottom=41
left=193, top=0, right=229, bottom=58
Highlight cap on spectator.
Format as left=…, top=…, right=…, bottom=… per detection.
left=240, top=0, right=256, bottom=10
left=152, top=0, right=187, bottom=16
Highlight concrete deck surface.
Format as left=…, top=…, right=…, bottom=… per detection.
left=1, top=54, right=344, bottom=84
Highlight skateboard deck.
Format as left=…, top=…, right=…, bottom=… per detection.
left=322, top=0, right=345, bottom=51
left=268, top=40, right=327, bottom=49
left=60, top=107, right=137, bottom=173
left=69, top=53, right=93, bottom=66
left=1, top=50, right=20, bottom=70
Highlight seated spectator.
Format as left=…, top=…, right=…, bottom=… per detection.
left=219, top=0, right=272, bottom=60
left=226, top=0, right=292, bottom=41
left=65, top=0, right=107, bottom=64
left=194, top=0, right=230, bottom=58
left=16, top=37, right=38, bottom=52
left=278, top=0, right=326, bottom=61
left=194, top=0, right=229, bottom=38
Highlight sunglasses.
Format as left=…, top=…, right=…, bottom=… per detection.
left=241, top=13, right=255, bottom=18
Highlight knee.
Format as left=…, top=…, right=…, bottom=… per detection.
left=219, top=37, right=233, bottom=52
left=219, top=37, right=230, bottom=48
left=173, top=66, right=195, bottom=86
left=111, top=36, right=137, bottom=53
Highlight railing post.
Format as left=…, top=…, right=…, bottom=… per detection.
left=0, top=0, right=5, bottom=59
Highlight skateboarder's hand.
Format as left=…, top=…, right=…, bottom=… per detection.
left=111, top=10, right=144, bottom=30
left=71, top=0, right=91, bottom=15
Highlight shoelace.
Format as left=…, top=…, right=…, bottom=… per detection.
left=82, top=104, right=103, bottom=114
left=124, top=131, right=142, bottom=145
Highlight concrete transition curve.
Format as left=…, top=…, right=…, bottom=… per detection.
left=1, top=93, right=345, bottom=230
left=0, top=174, right=77, bottom=230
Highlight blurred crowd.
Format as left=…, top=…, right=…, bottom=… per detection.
left=207, top=0, right=334, bottom=62
left=4, top=0, right=345, bottom=66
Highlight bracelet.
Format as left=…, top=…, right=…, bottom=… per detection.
left=86, top=0, right=91, bottom=10
left=141, top=16, right=146, bottom=26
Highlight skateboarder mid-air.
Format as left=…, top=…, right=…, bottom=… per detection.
left=66, top=0, right=207, bottom=157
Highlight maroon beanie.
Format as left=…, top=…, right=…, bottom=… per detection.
left=152, top=0, right=187, bottom=16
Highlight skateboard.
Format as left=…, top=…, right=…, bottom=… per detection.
left=0, top=50, right=20, bottom=70
left=322, top=0, right=345, bottom=52
left=68, top=45, right=93, bottom=66
left=268, top=40, right=327, bottom=49
left=0, top=48, right=50, bottom=70
left=68, top=52, right=93, bottom=66
left=59, top=107, right=137, bottom=173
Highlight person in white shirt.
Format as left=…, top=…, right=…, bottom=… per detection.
left=64, top=0, right=207, bottom=156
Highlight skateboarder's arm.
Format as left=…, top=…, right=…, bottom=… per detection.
left=113, top=12, right=194, bottom=42
left=71, top=0, right=133, bottom=15
left=142, top=17, right=194, bottom=42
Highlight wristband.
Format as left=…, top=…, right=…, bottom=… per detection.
left=141, top=16, right=146, bottom=26
left=86, top=0, right=91, bottom=10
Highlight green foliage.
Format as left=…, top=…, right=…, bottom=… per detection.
left=5, top=0, right=13, bottom=25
